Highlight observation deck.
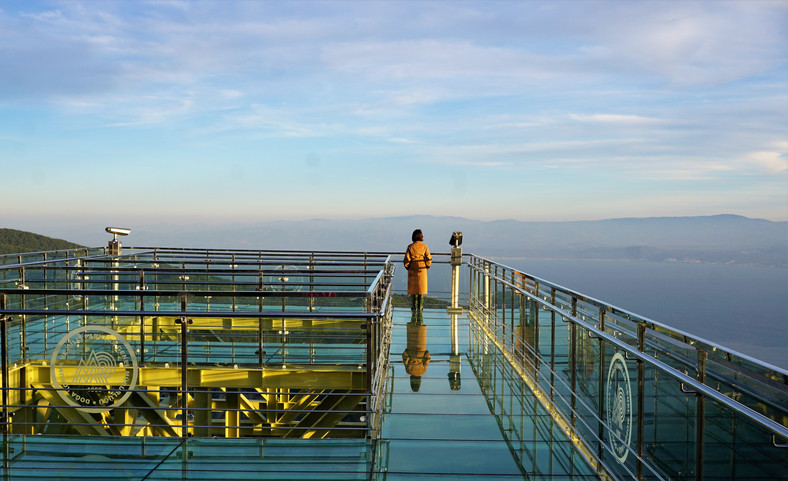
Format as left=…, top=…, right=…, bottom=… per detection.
left=0, top=241, right=785, bottom=480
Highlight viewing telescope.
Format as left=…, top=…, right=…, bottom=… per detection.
left=105, top=227, right=131, bottom=237
left=105, top=227, right=131, bottom=255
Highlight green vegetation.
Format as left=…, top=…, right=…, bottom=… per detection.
left=0, top=228, right=83, bottom=255
left=391, top=293, right=450, bottom=309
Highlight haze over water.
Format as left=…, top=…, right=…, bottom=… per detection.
left=409, top=259, right=787, bottom=369
left=502, top=260, right=786, bottom=369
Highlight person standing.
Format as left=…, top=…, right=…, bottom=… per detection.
left=404, top=229, right=432, bottom=311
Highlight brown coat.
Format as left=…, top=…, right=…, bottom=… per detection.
left=404, top=241, right=431, bottom=295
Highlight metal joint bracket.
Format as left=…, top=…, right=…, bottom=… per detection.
left=772, top=434, right=788, bottom=448
left=624, top=351, right=643, bottom=363
left=679, top=382, right=698, bottom=395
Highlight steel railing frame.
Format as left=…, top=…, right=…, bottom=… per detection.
left=467, top=254, right=788, bottom=481
left=0, top=248, right=395, bottom=441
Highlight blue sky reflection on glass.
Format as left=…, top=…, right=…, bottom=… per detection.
left=1, top=0, right=786, bottom=228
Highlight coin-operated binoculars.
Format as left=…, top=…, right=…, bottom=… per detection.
left=448, top=232, right=463, bottom=315
left=106, top=227, right=131, bottom=255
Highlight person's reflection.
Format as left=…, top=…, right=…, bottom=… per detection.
left=576, top=330, right=597, bottom=379
left=402, top=311, right=430, bottom=392
left=516, top=304, right=538, bottom=376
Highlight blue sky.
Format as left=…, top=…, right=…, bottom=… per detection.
left=1, top=0, right=787, bottom=233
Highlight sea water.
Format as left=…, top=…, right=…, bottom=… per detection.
left=397, top=259, right=787, bottom=369
left=505, top=259, right=787, bottom=369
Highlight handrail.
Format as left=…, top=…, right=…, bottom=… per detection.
left=0, top=247, right=395, bottom=441
left=467, top=258, right=788, bottom=440
left=0, top=288, right=380, bottom=298
left=0, top=308, right=380, bottom=319
left=470, top=254, right=788, bottom=376
left=0, top=252, right=107, bottom=270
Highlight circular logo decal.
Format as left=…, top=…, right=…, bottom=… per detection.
left=50, top=325, right=139, bottom=413
left=606, top=352, right=632, bottom=463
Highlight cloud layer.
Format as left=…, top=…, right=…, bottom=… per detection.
left=0, top=0, right=786, bottom=224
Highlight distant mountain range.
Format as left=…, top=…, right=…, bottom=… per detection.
left=0, top=228, right=84, bottom=255
left=4, top=214, right=787, bottom=267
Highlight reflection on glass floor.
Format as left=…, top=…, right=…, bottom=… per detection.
left=3, top=304, right=784, bottom=479
left=381, top=307, right=597, bottom=480
left=1, top=307, right=598, bottom=480
left=2, top=436, right=378, bottom=480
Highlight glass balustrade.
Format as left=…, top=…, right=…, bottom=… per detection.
left=0, top=247, right=785, bottom=479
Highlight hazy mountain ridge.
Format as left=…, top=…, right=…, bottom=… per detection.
left=0, top=228, right=84, bottom=255
left=6, top=214, right=786, bottom=267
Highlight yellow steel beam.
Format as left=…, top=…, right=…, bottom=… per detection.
left=193, top=389, right=213, bottom=437
left=13, top=384, right=367, bottom=439
left=283, top=392, right=364, bottom=439
left=276, top=392, right=321, bottom=426
left=116, top=316, right=365, bottom=335
left=23, top=364, right=366, bottom=391
left=126, top=390, right=180, bottom=437
left=34, top=386, right=108, bottom=436
left=238, top=392, right=267, bottom=425
left=302, top=394, right=365, bottom=439
left=9, top=360, right=368, bottom=439
left=113, top=406, right=138, bottom=436
left=225, top=388, right=241, bottom=438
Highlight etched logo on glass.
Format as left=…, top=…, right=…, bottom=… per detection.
left=50, top=325, right=139, bottom=413
left=605, top=352, right=633, bottom=463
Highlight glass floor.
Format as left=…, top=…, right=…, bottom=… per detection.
left=381, top=307, right=597, bottom=480
left=0, top=307, right=598, bottom=480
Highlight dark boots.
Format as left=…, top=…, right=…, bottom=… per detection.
left=410, top=294, right=423, bottom=311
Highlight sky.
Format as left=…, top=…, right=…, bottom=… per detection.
left=1, top=0, right=787, bottom=234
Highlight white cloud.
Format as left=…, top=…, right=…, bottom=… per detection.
left=321, top=39, right=561, bottom=87
left=568, top=114, right=664, bottom=126
left=219, top=90, right=244, bottom=100
left=1, top=1, right=786, bottom=222
left=222, top=106, right=330, bottom=138
left=580, top=2, right=788, bottom=85
left=742, top=150, right=788, bottom=174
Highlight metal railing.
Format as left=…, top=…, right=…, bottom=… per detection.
left=467, top=255, right=788, bottom=480
left=0, top=247, right=394, bottom=441
left=467, top=322, right=598, bottom=479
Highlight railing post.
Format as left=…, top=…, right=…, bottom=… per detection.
left=309, top=254, right=315, bottom=312
left=570, top=297, right=578, bottom=428
left=448, top=247, right=463, bottom=315
left=139, top=271, right=146, bottom=366
left=177, top=294, right=192, bottom=438
left=258, top=271, right=265, bottom=367
left=469, top=257, right=475, bottom=311
left=531, top=278, right=540, bottom=375
left=550, top=288, right=557, bottom=404
left=597, top=307, right=606, bottom=460
left=0, top=294, right=8, bottom=436
left=19, top=267, right=26, bottom=363
left=483, top=261, right=490, bottom=316
left=637, top=323, right=646, bottom=480
left=696, top=349, right=707, bottom=481
left=365, top=293, right=374, bottom=438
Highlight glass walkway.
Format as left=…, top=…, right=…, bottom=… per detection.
left=0, top=307, right=596, bottom=480
left=0, top=243, right=785, bottom=480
